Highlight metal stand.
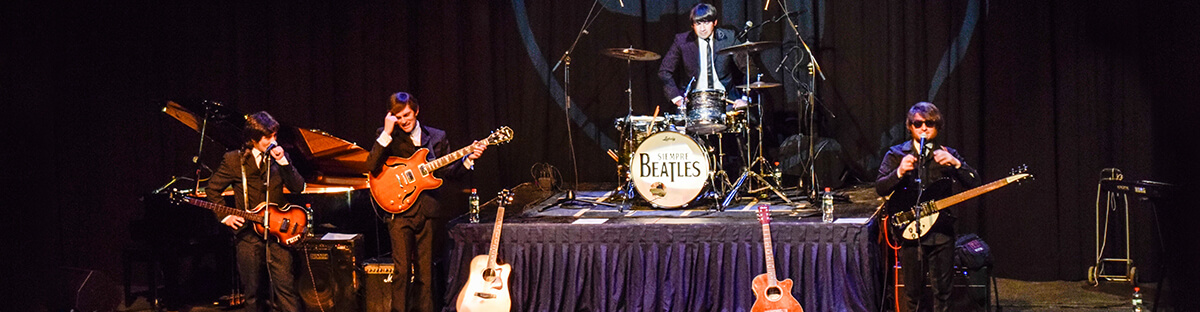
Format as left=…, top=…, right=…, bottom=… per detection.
left=1088, top=169, right=1137, bottom=285
left=722, top=57, right=791, bottom=206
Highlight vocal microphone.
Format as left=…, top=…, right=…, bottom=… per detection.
left=918, top=134, right=928, bottom=160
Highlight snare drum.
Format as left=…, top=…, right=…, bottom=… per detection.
left=631, top=131, right=712, bottom=208
left=686, top=90, right=727, bottom=134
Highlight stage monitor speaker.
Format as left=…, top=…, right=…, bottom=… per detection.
left=779, top=134, right=847, bottom=189
left=895, top=265, right=990, bottom=312
left=298, top=234, right=363, bottom=312
left=362, top=257, right=395, bottom=312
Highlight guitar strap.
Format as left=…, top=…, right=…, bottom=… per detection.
left=241, top=151, right=250, bottom=213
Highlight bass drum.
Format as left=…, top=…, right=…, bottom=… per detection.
left=631, top=131, right=712, bottom=208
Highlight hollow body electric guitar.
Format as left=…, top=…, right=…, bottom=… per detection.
left=888, top=166, right=1032, bottom=240
left=751, top=205, right=804, bottom=312
left=168, top=190, right=309, bottom=246
left=370, top=126, right=513, bottom=214
left=456, top=189, right=514, bottom=312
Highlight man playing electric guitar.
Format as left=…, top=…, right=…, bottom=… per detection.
left=875, top=102, right=980, bottom=312
left=366, top=92, right=487, bottom=312
left=206, top=111, right=306, bottom=312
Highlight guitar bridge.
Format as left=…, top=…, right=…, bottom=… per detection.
left=474, top=292, right=495, bottom=299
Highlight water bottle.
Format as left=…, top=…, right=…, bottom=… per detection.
left=772, top=162, right=783, bottom=185
left=468, top=188, right=480, bottom=223
left=821, top=187, right=834, bottom=223
left=1132, top=286, right=1144, bottom=312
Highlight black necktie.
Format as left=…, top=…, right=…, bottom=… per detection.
left=704, top=38, right=715, bottom=89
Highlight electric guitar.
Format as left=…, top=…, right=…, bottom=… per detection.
left=167, top=190, right=309, bottom=246
left=751, top=205, right=804, bottom=312
left=456, top=189, right=513, bottom=312
left=369, top=126, right=513, bottom=214
left=888, top=165, right=1032, bottom=240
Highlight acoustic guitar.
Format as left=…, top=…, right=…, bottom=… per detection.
left=455, top=189, right=513, bottom=312
left=369, top=126, right=512, bottom=214
left=751, top=205, right=804, bottom=312
left=167, top=190, right=309, bottom=246
left=888, top=165, right=1031, bottom=240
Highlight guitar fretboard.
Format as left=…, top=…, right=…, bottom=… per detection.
left=760, top=223, right=779, bottom=287
left=486, top=204, right=505, bottom=269
left=184, top=197, right=264, bottom=223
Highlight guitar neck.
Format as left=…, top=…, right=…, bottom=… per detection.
left=760, top=223, right=779, bottom=286
left=486, top=205, right=505, bottom=268
left=931, top=174, right=1021, bottom=211
left=426, top=145, right=475, bottom=172
left=184, top=197, right=263, bottom=223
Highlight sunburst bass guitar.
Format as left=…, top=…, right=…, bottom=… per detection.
left=456, top=189, right=513, bottom=312
left=369, top=126, right=513, bottom=214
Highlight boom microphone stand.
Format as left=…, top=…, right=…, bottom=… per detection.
left=774, top=0, right=827, bottom=203
left=547, top=0, right=615, bottom=209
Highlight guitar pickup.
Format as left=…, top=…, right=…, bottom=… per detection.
left=474, top=292, right=495, bottom=299
left=278, top=219, right=291, bottom=232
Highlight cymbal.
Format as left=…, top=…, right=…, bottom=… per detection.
left=717, top=41, right=780, bottom=55
left=602, top=48, right=661, bottom=61
left=735, top=82, right=783, bottom=90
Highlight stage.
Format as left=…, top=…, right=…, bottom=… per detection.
left=444, top=183, right=886, bottom=311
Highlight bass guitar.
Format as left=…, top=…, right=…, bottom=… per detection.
left=751, top=205, right=804, bottom=312
left=888, top=165, right=1032, bottom=240
left=370, top=126, right=513, bottom=214
left=456, top=189, right=513, bottom=312
left=167, top=190, right=309, bottom=246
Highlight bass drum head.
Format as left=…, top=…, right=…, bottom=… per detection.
left=631, top=131, right=711, bottom=208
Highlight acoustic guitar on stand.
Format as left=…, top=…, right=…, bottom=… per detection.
left=167, top=190, right=309, bottom=246
left=456, top=189, right=514, bottom=312
left=751, top=205, right=804, bottom=312
left=370, top=126, right=513, bottom=214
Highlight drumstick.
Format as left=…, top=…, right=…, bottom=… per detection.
left=645, top=106, right=661, bottom=137
left=607, top=149, right=620, bottom=162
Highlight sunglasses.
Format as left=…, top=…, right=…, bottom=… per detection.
left=910, top=120, right=938, bottom=128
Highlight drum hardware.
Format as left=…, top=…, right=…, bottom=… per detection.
left=719, top=46, right=793, bottom=207
left=603, top=46, right=661, bottom=206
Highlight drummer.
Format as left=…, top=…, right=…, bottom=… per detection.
left=658, top=3, right=750, bottom=111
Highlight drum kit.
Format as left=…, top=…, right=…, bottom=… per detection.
left=603, top=41, right=790, bottom=209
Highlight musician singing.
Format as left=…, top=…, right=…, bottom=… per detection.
left=366, top=92, right=486, bottom=312
left=205, top=111, right=306, bottom=312
left=875, top=102, right=980, bottom=312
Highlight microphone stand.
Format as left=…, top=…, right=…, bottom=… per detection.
left=547, top=0, right=615, bottom=209
left=773, top=0, right=827, bottom=203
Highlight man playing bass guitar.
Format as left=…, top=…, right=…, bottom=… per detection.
left=367, top=92, right=487, bottom=312
left=206, top=111, right=307, bottom=312
left=875, top=102, right=980, bottom=312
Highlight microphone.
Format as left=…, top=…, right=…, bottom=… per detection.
left=738, top=21, right=754, bottom=40
left=917, top=134, right=928, bottom=160
left=265, top=141, right=279, bottom=153
left=774, top=50, right=791, bottom=72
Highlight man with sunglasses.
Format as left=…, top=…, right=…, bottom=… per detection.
left=876, top=102, right=980, bottom=312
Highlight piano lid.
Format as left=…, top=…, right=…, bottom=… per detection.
left=163, top=100, right=370, bottom=193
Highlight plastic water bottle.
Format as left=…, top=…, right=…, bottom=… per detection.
left=821, top=187, right=834, bottom=223
left=1132, top=287, right=1144, bottom=312
left=468, top=188, right=480, bottom=223
left=772, top=162, right=783, bottom=185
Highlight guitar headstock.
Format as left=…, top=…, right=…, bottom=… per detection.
left=166, top=189, right=187, bottom=206
left=496, top=189, right=513, bottom=207
left=756, top=204, right=771, bottom=224
left=1008, top=164, right=1034, bottom=184
left=484, top=126, right=514, bottom=146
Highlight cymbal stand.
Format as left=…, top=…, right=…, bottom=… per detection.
left=722, top=55, right=791, bottom=208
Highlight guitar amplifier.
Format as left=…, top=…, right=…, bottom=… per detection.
left=362, top=257, right=395, bottom=312
left=297, top=234, right=363, bottom=312
left=895, top=266, right=990, bottom=312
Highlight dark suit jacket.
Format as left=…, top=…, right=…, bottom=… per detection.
left=658, top=28, right=745, bottom=101
left=366, top=123, right=469, bottom=218
left=205, top=149, right=307, bottom=239
left=875, top=140, right=980, bottom=245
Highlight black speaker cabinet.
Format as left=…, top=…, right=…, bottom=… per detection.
left=895, top=265, right=990, bottom=312
left=297, top=234, right=363, bottom=312
left=362, top=257, right=395, bottom=312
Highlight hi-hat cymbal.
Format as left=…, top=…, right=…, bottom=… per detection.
left=735, top=82, right=783, bottom=90
left=602, top=48, right=661, bottom=61
left=717, top=41, right=780, bottom=55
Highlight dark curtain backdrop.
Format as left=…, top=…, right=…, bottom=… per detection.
left=6, top=0, right=1199, bottom=309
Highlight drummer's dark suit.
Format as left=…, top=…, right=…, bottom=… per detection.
left=658, top=27, right=744, bottom=101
